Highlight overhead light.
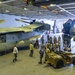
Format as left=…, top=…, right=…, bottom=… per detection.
left=0, top=1, right=1, bottom=4
left=38, top=12, right=42, bottom=14
left=5, top=10, right=9, bottom=13
left=41, top=6, right=47, bottom=9
left=24, top=8, right=27, bottom=10
left=49, top=4, right=55, bottom=7
left=60, top=10, right=64, bottom=12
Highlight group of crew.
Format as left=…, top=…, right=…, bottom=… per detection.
left=29, top=34, right=62, bottom=64
left=12, top=33, right=70, bottom=63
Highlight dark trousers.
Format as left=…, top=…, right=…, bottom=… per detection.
left=39, top=54, right=43, bottom=63
left=13, top=53, right=17, bottom=62
left=29, top=50, right=33, bottom=57
left=35, top=43, right=39, bottom=48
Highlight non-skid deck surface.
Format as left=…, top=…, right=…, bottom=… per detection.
left=0, top=49, right=75, bottom=75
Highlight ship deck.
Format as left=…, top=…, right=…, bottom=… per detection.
left=0, top=49, right=75, bottom=75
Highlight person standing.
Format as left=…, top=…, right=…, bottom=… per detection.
left=44, top=46, right=50, bottom=64
left=53, top=36, right=57, bottom=44
left=35, top=38, right=39, bottom=49
left=64, top=41, right=68, bottom=51
left=49, top=37, right=52, bottom=44
left=38, top=45, right=45, bottom=64
left=29, top=42, right=34, bottom=57
left=41, top=35, right=44, bottom=45
left=47, top=34, right=50, bottom=43
left=13, top=45, right=18, bottom=62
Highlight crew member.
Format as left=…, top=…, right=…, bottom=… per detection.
left=64, top=41, right=68, bottom=51
left=29, top=42, right=34, bottom=57
left=53, top=36, right=57, bottom=44
left=46, top=47, right=50, bottom=54
left=44, top=46, right=50, bottom=64
left=49, top=37, right=52, bottom=44
left=38, top=45, right=45, bottom=64
left=35, top=38, right=39, bottom=48
left=47, top=34, right=50, bottom=42
left=41, top=35, right=44, bottom=45
left=13, top=45, right=18, bottom=62
left=52, top=44, right=56, bottom=52
left=55, top=43, right=59, bottom=52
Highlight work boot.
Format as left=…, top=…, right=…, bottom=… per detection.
left=15, top=59, right=17, bottom=61
left=13, top=59, right=15, bottom=63
left=38, top=62, right=42, bottom=64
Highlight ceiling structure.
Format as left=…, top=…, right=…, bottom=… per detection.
left=0, top=0, right=75, bottom=20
